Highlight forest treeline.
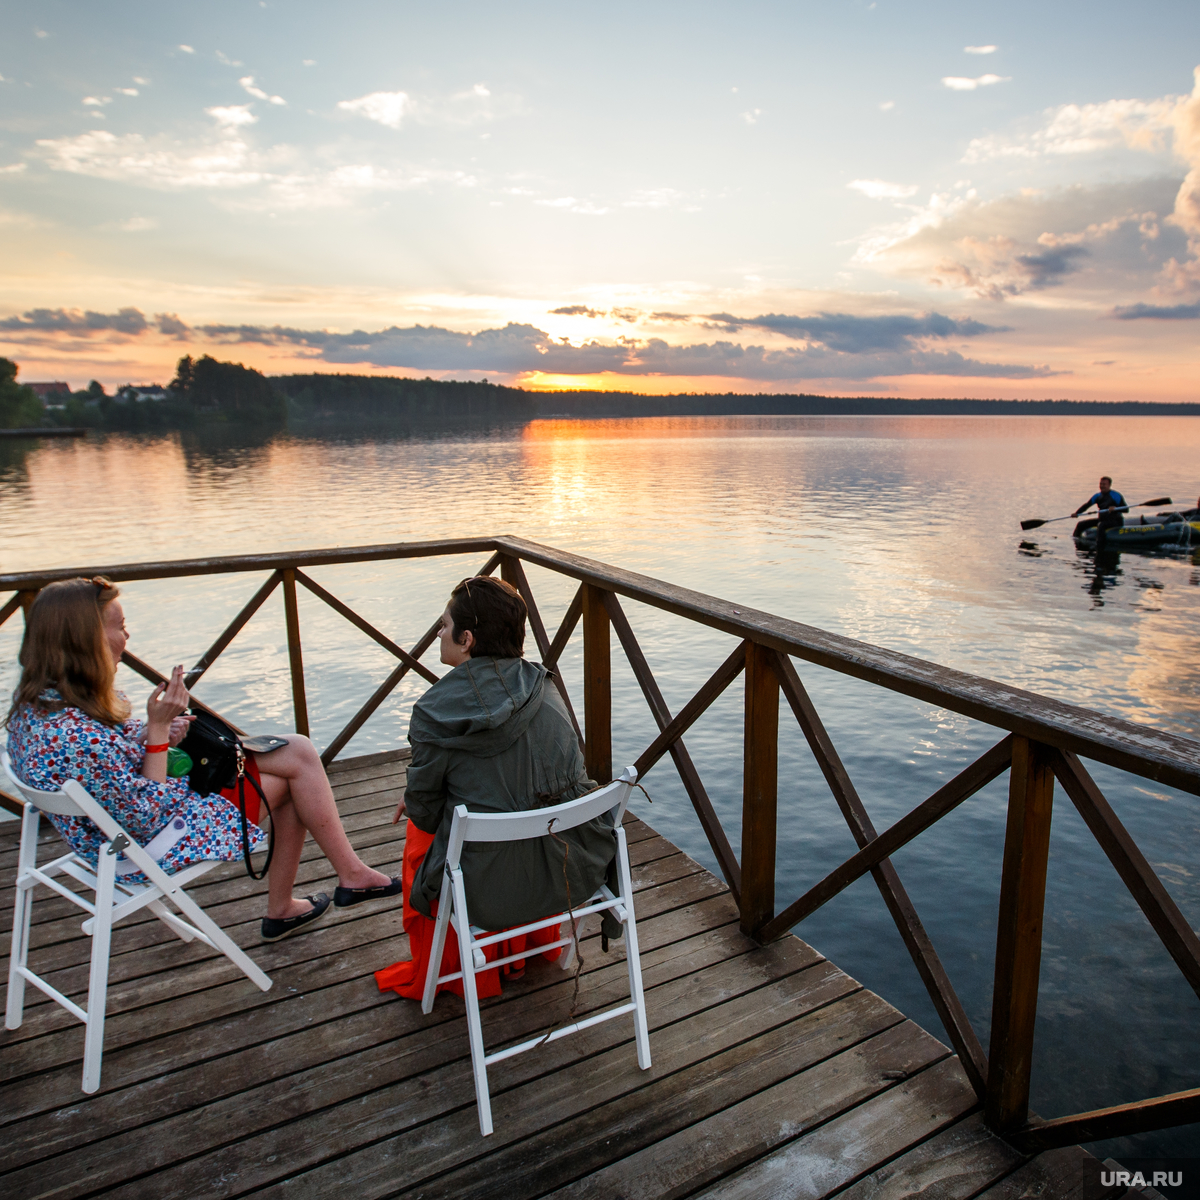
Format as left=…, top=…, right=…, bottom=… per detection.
left=5, top=354, right=1200, bottom=433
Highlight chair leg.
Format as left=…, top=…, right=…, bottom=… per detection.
left=158, top=887, right=271, bottom=992
left=452, top=869, right=493, bottom=1137
left=5, top=806, right=39, bottom=1031
left=147, top=898, right=198, bottom=943
left=421, top=873, right=455, bottom=1015
left=616, top=828, right=651, bottom=1070
left=81, top=842, right=118, bottom=1094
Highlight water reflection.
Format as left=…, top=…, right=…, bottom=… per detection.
left=3, top=416, right=1200, bottom=1157
left=1076, top=547, right=1124, bottom=606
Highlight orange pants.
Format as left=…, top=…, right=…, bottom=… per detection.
left=375, top=820, right=563, bottom=1001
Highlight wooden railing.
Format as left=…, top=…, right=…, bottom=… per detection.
left=3, top=534, right=1199, bottom=1150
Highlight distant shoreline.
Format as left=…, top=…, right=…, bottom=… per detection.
left=23, top=371, right=1200, bottom=438
left=273, top=374, right=1200, bottom=420
left=512, top=394, right=1200, bottom=417
left=0, top=426, right=88, bottom=439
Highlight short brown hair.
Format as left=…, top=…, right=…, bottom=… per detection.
left=447, top=576, right=527, bottom=658
left=4, top=578, right=131, bottom=728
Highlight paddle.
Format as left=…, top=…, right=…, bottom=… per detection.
left=1020, top=497, right=1172, bottom=532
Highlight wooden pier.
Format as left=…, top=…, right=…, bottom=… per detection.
left=1, top=749, right=1126, bottom=1200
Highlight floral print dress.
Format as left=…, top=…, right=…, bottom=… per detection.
left=6, top=690, right=265, bottom=881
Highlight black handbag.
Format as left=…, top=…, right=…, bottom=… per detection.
left=178, top=708, right=285, bottom=880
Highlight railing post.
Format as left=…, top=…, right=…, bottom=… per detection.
left=987, top=734, right=1055, bottom=1132
left=19, top=589, right=38, bottom=619
left=499, top=554, right=519, bottom=588
left=582, top=584, right=611, bottom=784
left=281, top=569, right=310, bottom=738
left=741, top=640, right=779, bottom=938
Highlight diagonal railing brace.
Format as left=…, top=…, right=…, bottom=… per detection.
left=294, top=569, right=439, bottom=685
left=635, top=641, right=748, bottom=777
left=770, top=649, right=989, bottom=1099
left=1051, top=748, right=1200, bottom=1001
left=760, top=735, right=1014, bottom=941
left=602, top=590, right=742, bottom=902
left=500, top=556, right=583, bottom=745
left=121, top=649, right=247, bottom=735
left=186, top=571, right=283, bottom=688
left=319, top=551, right=502, bottom=765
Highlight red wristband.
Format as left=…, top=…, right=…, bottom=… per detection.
left=145, top=742, right=170, bottom=754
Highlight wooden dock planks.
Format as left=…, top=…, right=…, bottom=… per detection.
left=0, top=749, right=1109, bottom=1199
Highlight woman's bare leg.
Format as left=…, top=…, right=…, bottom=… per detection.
left=261, top=788, right=308, bottom=919
left=256, top=735, right=392, bottom=918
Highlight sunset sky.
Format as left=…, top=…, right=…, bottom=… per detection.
left=2, top=0, right=1199, bottom=399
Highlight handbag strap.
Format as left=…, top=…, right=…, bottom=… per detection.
left=235, top=748, right=275, bottom=881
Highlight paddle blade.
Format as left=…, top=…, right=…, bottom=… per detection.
left=1140, top=497, right=1171, bottom=508
left=1020, top=518, right=1046, bottom=531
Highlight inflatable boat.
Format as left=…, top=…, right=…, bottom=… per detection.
left=1073, top=509, right=1200, bottom=549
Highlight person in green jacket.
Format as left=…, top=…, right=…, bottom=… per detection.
left=395, top=575, right=617, bottom=936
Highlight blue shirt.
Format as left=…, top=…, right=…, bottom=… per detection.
left=1079, top=489, right=1125, bottom=513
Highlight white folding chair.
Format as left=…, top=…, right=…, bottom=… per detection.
left=3, top=753, right=271, bottom=1094
left=421, top=765, right=650, bottom=1136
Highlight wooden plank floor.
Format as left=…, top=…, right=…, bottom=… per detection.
left=0, top=750, right=1127, bottom=1200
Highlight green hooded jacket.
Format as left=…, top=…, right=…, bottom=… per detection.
left=405, top=656, right=618, bottom=932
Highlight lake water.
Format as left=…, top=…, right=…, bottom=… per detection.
left=3, top=414, right=1199, bottom=1158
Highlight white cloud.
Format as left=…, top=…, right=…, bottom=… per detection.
left=240, top=76, right=285, bottom=105
left=879, top=100, right=895, bottom=112
left=855, top=178, right=1188, bottom=300
left=623, top=188, right=686, bottom=209
left=115, top=87, right=139, bottom=97
left=536, top=196, right=608, bottom=215
left=302, top=59, right=316, bottom=67
left=206, top=104, right=258, bottom=128
left=37, top=121, right=265, bottom=189
left=965, top=95, right=1181, bottom=162
left=965, top=45, right=997, bottom=55
left=849, top=179, right=919, bottom=200
left=1160, top=66, right=1200, bottom=289
left=133, top=77, right=150, bottom=86
left=0, top=163, right=26, bottom=174
left=82, top=96, right=111, bottom=107
left=216, top=51, right=244, bottom=67
left=35, top=117, right=478, bottom=210
left=943, top=74, right=1010, bottom=91
left=857, top=66, right=1200, bottom=299
left=34, top=29, right=48, bottom=39
left=119, top=216, right=157, bottom=231
left=179, top=45, right=195, bottom=54
left=337, top=90, right=410, bottom=129
left=742, top=108, right=762, bottom=124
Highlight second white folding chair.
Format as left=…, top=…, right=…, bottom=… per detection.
left=421, top=765, right=650, bottom=1136
left=3, top=753, right=272, bottom=1094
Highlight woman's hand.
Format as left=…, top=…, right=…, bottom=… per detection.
left=168, top=714, right=195, bottom=746
left=141, top=666, right=189, bottom=784
left=146, top=665, right=189, bottom=732
left=392, top=797, right=407, bottom=825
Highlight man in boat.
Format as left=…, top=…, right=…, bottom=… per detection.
left=1072, top=476, right=1126, bottom=550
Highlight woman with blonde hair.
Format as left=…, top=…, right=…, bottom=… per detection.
left=5, top=577, right=400, bottom=940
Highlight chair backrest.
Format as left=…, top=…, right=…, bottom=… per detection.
left=3, top=751, right=131, bottom=850
left=3, top=752, right=88, bottom=818
left=446, top=766, right=637, bottom=870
